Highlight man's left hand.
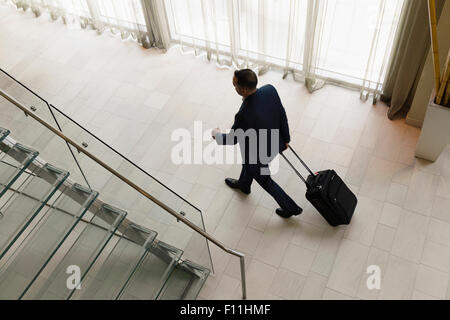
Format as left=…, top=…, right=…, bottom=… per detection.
left=212, top=128, right=221, bottom=139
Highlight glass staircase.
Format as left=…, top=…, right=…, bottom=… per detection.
left=0, top=143, right=39, bottom=198
left=0, top=127, right=210, bottom=300
left=0, top=66, right=246, bottom=300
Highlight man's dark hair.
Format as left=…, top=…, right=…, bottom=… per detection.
left=234, top=69, right=258, bottom=89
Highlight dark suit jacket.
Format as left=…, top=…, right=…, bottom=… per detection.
left=217, top=84, right=290, bottom=166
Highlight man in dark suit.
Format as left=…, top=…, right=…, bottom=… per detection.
left=212, top=69, right=302, bottom=218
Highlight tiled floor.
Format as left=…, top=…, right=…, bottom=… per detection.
left=1, top=4, right=450, bottom=300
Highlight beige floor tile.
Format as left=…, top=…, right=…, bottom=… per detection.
left=298, top=203, right=331, bottom=228
left=359, top=156, right=399, bottom=202
left=372, top=224, right=396, bottom=251
left=446, top=279, right=450, bottom=300
left=325, top=144, right=354, bottom=168
left=248, top=206, right=274, bottom=232
left=379, top=255, right=418, bottom=300
left=404, top=169, right=439, bottom=216
left=300, top=137, right=329, bottom=173
left=224, top=255, right=252, bottom=281
left=427, top=218, right=450, bottom=246
left=340, top=97, right=369, bottom=118
left=391, top=164, right=414, bottom=186
left=210, top=274, right=242, bottom=300
left=441, top=148, right=450, bottom=178
left=391, top=210, right=429, bottom=263
left=284, top=174, right=309, bottom=208
left=186, top=184, right=217, bottom=211
left=322, top=288, right=352, bottom=300
left=397, top=144, right=416, bottom=166
left=236, top=227, right=263, bottom=255
left=415, top=157, right=444, bottom=176
left=269, top=268, right=306, bottom=300
left=421, top=240, right=450, bottom=273
left=401, top=126, right=421, bottom=147
left=343, top=146, right=372, bottom=187
left=281, top=243, right=316, bottom=276
left=245, top=259, right=278, bottom=299
left=298, top=272, right=328, bottom=299
left=203, top=186, right=234, bottom=233
left=373, top=137, right=401, bottom=162
left=358, top=114, right=383, bottom=150
left=344, top=196, right=383, bottom=246
left=437, top=175, right=450, bottom=200
left=332, top=126, right=362, bottom=149
left=379, top=203, right=403, bottom=228
left=412, top=290, right=439, bottom=300
left=311, top=227, right=345, bottom=277
left=386, top=182, right=408, bottom=206
left=431, top=196, right=450, bottom=223
left=414, top=265, right=449, bottom=299
left=294, top=115, right=317, bottom=135
left=253, top=215, right=297, bottom=267
left=291, top=221, right=325, bottom=252
left=327, top=239, right=370, bottom=297
left=195, top=165, right=226, bottom=189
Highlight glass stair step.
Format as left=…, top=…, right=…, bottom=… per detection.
left=157, top=260, right=210, bottom=300
left=0, top=143, right=39, bottom=198
left=0, top=163, right=69, bottom=260
left=118, top=241, right=183, bottom=300
left=30, top=204, right=127, bottom=300
left=74, top=223, right=158, bottom=300
left=0, top=127, right=9, bottom=144
left=0, top=183, right=98, bottom=299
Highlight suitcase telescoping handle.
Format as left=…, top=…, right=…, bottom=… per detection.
left=280, top=146, right=315, bottom=188
left=288, top=146, right=315, bottom=176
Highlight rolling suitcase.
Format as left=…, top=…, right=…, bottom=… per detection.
left=280, top=146, right=357, bottom=226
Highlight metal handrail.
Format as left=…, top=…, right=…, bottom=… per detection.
left=0, top=89, right=247, bottom=299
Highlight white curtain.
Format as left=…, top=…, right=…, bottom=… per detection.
left=4, top=0, right=170, bottom=49
left=165, top=0, right=308, bottom=75
left=165, top=0, right=405, bottom=101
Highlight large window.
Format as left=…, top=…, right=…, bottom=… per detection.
left=25, top=0, right=146, bottom=31
left=165, top=0, right=405, bottom=89
left=9, top=0, right=405, bottom=91
left=313, top=0, right=404, bottom=87
left=32, top=0, right=91, bottom=18
left=95, top=0, right=146, bottom=31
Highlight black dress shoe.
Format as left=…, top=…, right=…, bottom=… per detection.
left=225, top=178, right=250, bottom=195
left=276, top=207, right=303, bottom=219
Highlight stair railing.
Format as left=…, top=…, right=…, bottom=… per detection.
left=0, top=88, right=247, bottom=300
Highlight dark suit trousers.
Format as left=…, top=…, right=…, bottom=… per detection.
left=238, top=164, right=300, bottom=213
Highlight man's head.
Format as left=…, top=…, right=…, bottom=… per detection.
left=233, top=69, right=258, bottom=98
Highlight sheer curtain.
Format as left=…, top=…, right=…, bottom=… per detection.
left=165, top=0, right=308, bottom=74
left=310, top=0, right=405, bottom=101
left=4, top=0, right=406, bottom=99
left=165, top=0, right=405, bottom=101
left=4, top=0, right=169, bottom=49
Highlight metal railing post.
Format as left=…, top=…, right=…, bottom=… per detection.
left=240, top=255, right=247, bottom=300
left=231, top=249, right=247, bottom=300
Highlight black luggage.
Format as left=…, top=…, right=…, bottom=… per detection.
left=281, top=146, right=357, bottom=226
